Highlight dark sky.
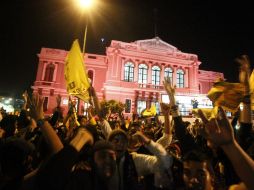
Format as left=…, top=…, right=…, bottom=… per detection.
left=1, top=0, right=253, bottom=97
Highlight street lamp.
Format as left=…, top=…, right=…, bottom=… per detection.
left=79, top=0, right=93, bottom=9
left=74, top=0, right=96, bottom=114
left=75, top=0, right=95, bottom=53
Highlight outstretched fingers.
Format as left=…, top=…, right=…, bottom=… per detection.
left=198, top=109, right=209, bottom=124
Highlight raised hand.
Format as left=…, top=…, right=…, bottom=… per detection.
left=133, top=131, right=151, bottom=145
left=236, top=55, right=252, bottom=123
left=236, top=55, right=251, bottom=90
left=163, top=77, right=176, bottom=106
left=23, top=90, right=28, bottom=103
left=29, top=93, right=45, bottom=121
left=70, top=128, right=94, bottom=152
left=160, top=102, right=170, bottom=116
left=198, top=107, right=234, bottom=148
left=22, top=90, right=29, bottom=109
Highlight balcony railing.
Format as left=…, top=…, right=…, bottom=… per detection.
left=138, top=83, right=164, bottom=90
left=34, top=81, right=58, bottom=87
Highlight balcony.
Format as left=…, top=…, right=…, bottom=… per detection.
left=138, top=83, right=164, bottom=90
left=35, top=81, right=54, bottom=86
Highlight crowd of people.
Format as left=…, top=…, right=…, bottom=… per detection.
left=0, top=56, right=254, bottom=190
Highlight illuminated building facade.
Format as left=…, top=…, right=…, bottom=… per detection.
left=32, top=37, right=223, bottom=116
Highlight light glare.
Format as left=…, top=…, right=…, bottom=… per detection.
left=79, top=0, right=93, bottom=8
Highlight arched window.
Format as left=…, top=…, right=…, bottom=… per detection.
left=176, top=69, right=184, bottom=88
left=138, top=64, right=148, bottom=84
left=152, top=66, right=160, bottom=86
left=124, top=62, right=134, bottom=82
left=88, top=70, right=94, bottom=84
left=164, top=67, right=173, bottom=83
left=44, top=64, right=55, bottom=82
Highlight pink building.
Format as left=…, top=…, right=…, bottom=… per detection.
left=32, top=37, right=223, bottom=116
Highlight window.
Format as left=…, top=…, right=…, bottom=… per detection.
left=152, top=66, right=160, bottom=86
left=124, top=62, right=134, bottom=82
left=44, top=64, right=55, bottom=82
left=125, top=99, right=131, bottom=113
left=164, top=67, right=173, bottom=83
left=137, top=100, right=146, bottom=114
left=138, top=64, right=148, bottom=84
left=176, top=69, right=184, bottom=88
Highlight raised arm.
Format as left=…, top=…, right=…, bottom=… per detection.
left=163, top=77, right=176, bottom=107
left=163, top=77, right=197, bottom=154
left=89, top=86, right=102, bottom=118
left=29, top=93, right=63, bottom=154
left=22, top=90, right=28, bottom=110
left=89, top=86, right=112, bottom=138
left=199, top=106, right=254, bottom=189
left=156, top=102, right=172, bottom=147
left=132, top=131, right=172, bottom=176
left=237, top=55, right=252, bottom=124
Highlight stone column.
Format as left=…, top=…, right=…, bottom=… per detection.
left=173, top=65, right=178, bottom=86
left=160, top=64, right=165, bottom=85
left=120, top=57, right=125, bottom=81
left=134, top=60, right=139, bottom=82
left=193, top=64, right=198, bottom=88
left=147, top=62, right=152, bottom=84
left=184, top=67, right=189, bottom=88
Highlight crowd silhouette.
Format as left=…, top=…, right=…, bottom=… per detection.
left=0, top=55, right=254, bottom=190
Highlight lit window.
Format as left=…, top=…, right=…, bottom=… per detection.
left=164, top=67, right=173, bottom=83
left=152, top=66, right=160, bottom=86
left=124, top=62, right=134, bottom=82
left=138, top=64, right=148, bottom=84
left=176, top=69, right=184, bottom=88
left=137, top=100, right=146, bottom=114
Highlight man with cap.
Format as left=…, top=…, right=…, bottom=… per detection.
left=104, top=128, right=173, bottom=190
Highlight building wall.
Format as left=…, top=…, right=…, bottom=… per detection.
left=198, top=70, right=224, bottom=94
left=32, top=37, right=224, bottom=115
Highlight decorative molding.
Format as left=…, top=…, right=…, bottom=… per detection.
left=135, top=37, right=177, bottom=53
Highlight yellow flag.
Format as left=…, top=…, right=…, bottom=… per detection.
left=249, top=70, right=254, bottom=110
left=142, top=104, right=157, bottom=117
left=192, top=107, right=219, bottom=120
left=249, top=69, right=254, bottom=93
left=64, top=40, right=90, bottom=101
left=207, top=81, right=245, bottom=112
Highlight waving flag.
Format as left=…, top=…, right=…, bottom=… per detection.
left=249, top=70, right=254, bottom=110
left=64, top=39, right=90, bottom=101
left=192, top=107, right=219, bottom=120
left=207, top=81, right=245, bottom=112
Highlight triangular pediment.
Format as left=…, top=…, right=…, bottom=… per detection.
left=133, top=37, right=178, bottom=53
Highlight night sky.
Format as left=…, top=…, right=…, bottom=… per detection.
left=1, top=0, right=253, bottom=97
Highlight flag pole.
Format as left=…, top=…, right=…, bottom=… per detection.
left=77, top=18, right=89, bottom=115
left=83, top=17, right=95, bottom=110
left=82, top=20, right=88, bottom=54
